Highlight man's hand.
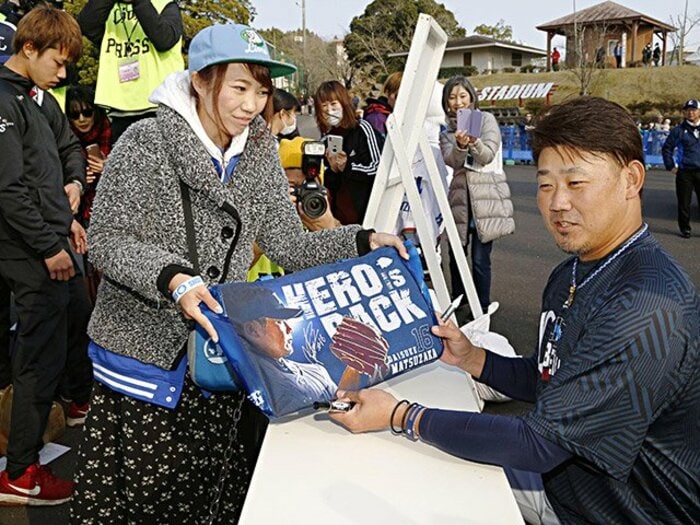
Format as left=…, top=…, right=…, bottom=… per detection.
left=69, top=220, right=87, bottom=255
left=329, top=389, right=399, bottom=433
left=45, top=249, right=75, bottom=281
left=169, top=273, right=223, bottom=343
left=431, top=317, right=486, bottom=378
left=64, top=183, right=81, bottom=214
left=326, top=151, right=347, bottom=172
left=671, top=167, right=679, bottom=175
left=369, top=232, right=409, bottom=260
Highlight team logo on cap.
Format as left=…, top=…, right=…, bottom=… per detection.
left=241, top=28, right=265, bottom=54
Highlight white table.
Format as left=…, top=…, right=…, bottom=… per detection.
left=240, top=360, right=524, bottom=525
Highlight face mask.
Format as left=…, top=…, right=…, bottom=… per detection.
left=325, top=108, right=343, bottom=128
left=280, top=115, right=297, bottom=136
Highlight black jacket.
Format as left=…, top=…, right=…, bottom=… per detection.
left=323, top=119, right=383, bottom=225
left=0, top=66, right=83, bottom=259
left=78, top=0, right=183, bottom=52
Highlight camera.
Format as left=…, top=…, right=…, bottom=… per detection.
left=291, top=141, right=328, bottom=219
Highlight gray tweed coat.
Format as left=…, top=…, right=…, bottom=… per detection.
left=87, top=106, right=361, bottom=369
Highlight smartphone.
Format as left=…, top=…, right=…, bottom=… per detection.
left=456, top=108, right=483, bottom=138
left=85, top=143, right=105, bottom=161
left=326, top=135, right=344, bottom=155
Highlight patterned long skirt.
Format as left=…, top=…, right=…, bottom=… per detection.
left=70, top=377, right=268, bottom=524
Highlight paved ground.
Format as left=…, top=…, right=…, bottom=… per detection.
left=1, top=120, right=697, bottom=523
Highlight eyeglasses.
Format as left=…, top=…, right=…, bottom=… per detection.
left=68, top=108, right=94, bottom=120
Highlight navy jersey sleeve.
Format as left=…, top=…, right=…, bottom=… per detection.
left=479, top=351, right=539, bottom=402
left=524, top=266, right=698, bottom=481
left=420, top=410, right=571, bottom=473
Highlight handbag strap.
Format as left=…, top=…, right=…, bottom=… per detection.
left=179, top=180, right=200, bottom=274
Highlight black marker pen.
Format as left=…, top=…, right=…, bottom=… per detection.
left=313, top=400, right=356, bottom=412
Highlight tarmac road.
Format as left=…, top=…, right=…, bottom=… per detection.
left=1, top=117, right=697, bottom=524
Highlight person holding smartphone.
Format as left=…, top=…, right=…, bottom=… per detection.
left=314, top=80, right=383, bottom=225
left=65, top=85, right=111, bottom=227
left=440, top=76, right=514, bottom=315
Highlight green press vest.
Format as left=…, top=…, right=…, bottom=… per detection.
left=95, top=0, right=183, bottom=112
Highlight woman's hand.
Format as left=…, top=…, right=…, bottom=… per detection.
left=455, top=130, right=477, bottom=149
left=326, top=151, right=347, bottom=172
left=169, top=273, right=223, bottom=343
left=431, top=317, right=486, bottom=377
left=329, top=389, right=401, bottom=433
left=369, top=232, right=409, bottom=260
left=86, top=157, right=105, bottom=183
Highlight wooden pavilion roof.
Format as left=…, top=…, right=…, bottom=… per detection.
left=536, top=1, right=676, bottom=34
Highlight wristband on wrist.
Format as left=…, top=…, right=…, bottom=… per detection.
left=390, top=399, right=409, bottom=435
left=171, top=275, right=204, bottom=304
left=403, top=403, right=425, bottom=441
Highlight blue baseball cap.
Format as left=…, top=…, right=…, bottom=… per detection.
left=683, top=99, right=699, bottom=110
left=188, top=23, right=297, bottom=78
left=219, top=285, right=302, bottom=324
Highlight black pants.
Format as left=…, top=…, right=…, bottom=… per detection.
left=0, top=258, right=69, bottom=478
left=58, top=275, right=94, bottom=405
left=676, top=169, right=700, bottom=233
left=0, top=283, right=13, bottom=389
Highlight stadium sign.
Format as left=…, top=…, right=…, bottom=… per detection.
left=478, top=82, right=555, bottom=102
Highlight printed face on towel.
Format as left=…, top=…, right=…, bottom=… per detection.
left=536, top=146, right=639, bottom=261
left=193, top=63, right=270, bottom=142
left=247, top=317, right=294, bottom=360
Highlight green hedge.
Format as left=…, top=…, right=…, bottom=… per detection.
left=438, top=66, right=479, bottom=79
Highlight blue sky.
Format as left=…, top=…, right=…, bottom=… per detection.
left=252, top=0, right=700, bottom=50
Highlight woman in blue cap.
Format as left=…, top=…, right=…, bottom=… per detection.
left=71, top=23, right=405, bottom=523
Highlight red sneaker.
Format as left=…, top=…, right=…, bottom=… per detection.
left=66, top=401, right=89, bottom=428
left=0, top=463, right=73, bottom=505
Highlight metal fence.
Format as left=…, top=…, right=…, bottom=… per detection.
left=500, top=126, right=671, bottom=167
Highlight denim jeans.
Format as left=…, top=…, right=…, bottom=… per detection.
left=449, top=225, right=493, bottom=310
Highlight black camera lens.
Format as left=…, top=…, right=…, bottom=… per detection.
left=293, top=180, right=328, bottom=219
left=301, top=193, right=328, bottom=219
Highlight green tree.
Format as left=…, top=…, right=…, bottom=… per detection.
left=180, top=0, right=255, bottom=43
left=473, top=19, right=513, bottom=42
left=258, top=28, right=351, bottom=96
left=344, top=0, right=465, bottom=82
left=64, top=0, right=99, bottom=86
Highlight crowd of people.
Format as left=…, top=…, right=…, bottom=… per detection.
left=0, top=2, right=697, bottom=524
left=550, top=40, right=664, bottom=70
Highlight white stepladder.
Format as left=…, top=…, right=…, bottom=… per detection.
left=239, top=16, right=525, bottom=524
left=362, top=14, right=488, bottom=410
